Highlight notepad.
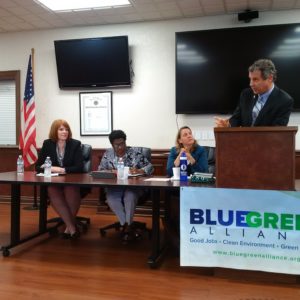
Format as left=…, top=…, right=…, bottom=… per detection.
left=128, top=173, right=144, bottom=178
left=193, top=172, right=213, bottom=178
left=91, top=171, right=116, bottom=179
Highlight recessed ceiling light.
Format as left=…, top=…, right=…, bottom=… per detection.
left=35, top=0, right=131, bottom=12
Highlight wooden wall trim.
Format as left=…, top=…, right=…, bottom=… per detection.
left=1, top=147, right=300, bottom=177
left=1, top=146, right=300, bottom=181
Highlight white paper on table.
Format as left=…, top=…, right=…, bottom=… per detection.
left=143, top=178, right=170, bottom=182
left=36, top=173, right=59, bottom=177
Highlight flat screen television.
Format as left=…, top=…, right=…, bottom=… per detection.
left=54, top=36, right=131, bottom=88
left=176, top=24, right=300, bottom=114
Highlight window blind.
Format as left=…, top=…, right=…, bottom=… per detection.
left=0, top=80, right=16, bottom=145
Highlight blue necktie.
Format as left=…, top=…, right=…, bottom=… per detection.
left=252, top=96, right=264, bottom=125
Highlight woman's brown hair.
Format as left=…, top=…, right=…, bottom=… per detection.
left=175, top=126, right=198, bottom=152
left=48, top=119, right=72, bottom=142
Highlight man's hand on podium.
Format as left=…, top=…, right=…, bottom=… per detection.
left=214, top=117, right=230, bottom=128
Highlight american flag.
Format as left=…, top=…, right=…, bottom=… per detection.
left=19, top=55, right=38, bottom=167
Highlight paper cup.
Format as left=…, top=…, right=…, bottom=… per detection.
left=123, top=166, right=129, bottom=179
left=172, top=167, right=180, bottom=179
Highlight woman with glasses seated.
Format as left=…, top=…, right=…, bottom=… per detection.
left=35, top=119, right=84, bottom=239
left=98, top=130, right=153, bottom=242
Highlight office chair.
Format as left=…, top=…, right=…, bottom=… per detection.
left=99, top=147, right=152, bottom=240
left=47, top=144, right=92, bottom=232
left=203, top=146, right=216, bottom=175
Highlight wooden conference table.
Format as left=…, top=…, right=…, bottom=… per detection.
left=0, top=171, right=207, bottom=267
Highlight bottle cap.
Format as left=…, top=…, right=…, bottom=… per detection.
left=180, top=152, right=187, bottom=158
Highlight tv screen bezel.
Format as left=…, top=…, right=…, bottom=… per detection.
left=175, top=24, right=300, bottom=114
left=54, top=35, right=131, bottom=89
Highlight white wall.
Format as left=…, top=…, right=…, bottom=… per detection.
left=0, top=9, right=300, bottom=149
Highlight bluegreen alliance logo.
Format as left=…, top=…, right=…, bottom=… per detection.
left=190, top=209, right=300, bottom=230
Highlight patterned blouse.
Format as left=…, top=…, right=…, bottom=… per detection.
left=98, top=147, right=154, bottom=175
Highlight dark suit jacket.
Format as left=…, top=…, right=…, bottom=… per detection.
left=229, top=86, right=293, bottom=127
left=35, top=138, right=83, bottom=174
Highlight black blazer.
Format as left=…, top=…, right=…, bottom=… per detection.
left=35, top=139, right=83, bottom=174
left=229, top=86, right=293, bottom=127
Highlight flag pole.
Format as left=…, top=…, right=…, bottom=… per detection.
left=31, top=48, right=34, bottom=81
left=23, top=48, right=39, bottom=211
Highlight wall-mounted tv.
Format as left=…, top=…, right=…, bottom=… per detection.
left=176, top=24, right=300, bottom=114
left=54, top=36, right=131, bottom=89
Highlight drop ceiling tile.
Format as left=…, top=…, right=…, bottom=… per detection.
left=15, top=22, right=36, bottom=30
left=200, top=0, right=223, bottom=5
left=131, top=0, right=154, bottom=4
left=161, top=9, right=183, bottom=18
left=102, top=14, right=128, bottom=23
left=0, top=0, right=18, bottom=9
left=177, top=0, right=202, bottom=10
left=122, top=12, right=144, bottom=21
left=139, top=11, right=162, bottom=19
left=1, top=15, right=24, bottom=24
left=157, top=2, right=180, bottom=10
left=5, top=6, right=31, bottom=16
left=248, top=0, right=272, bottom=10
left=0, top=8, right=12, bottom=17
left=226, top=0, right=248, bottom=12
left=113, top=6, right=137, bottom=14
left=0, top=23, right=21, bottom=31
left=134, top=3, right=158, bottom=12
left=24, top=4, right=50, bottom=14
left=272, top=0, right=296, bottom=9
left=181, top=8, right=204, bottom=17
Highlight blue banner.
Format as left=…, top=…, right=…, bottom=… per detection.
left=180, top=187, right=300, bottom=274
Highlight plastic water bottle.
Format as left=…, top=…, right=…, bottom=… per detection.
left=44, top=156, right=52, bottom=177
left=180, top=152, right=188, bottom=181
left=17, top=155, right=24, bottom=174
left=117, top=157, right=124, bottom=180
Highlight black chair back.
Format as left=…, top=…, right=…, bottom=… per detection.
left=80, top=144, right=92, bottom=198
left=203, top=146, right=215, bottom=175
left=81, top=144, right=92, bottom=173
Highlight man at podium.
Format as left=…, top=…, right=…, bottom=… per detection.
left=215, top=59, right=293, bottom=127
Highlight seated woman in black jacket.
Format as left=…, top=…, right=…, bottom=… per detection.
left=36, top=119, right=83, bottom=239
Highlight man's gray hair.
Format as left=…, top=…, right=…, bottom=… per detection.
left=248, top=59, right=277, bottom=81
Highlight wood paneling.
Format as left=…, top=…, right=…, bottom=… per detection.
left=215, top=127, right=297, bottom=190
left=150, top=150, right=169, bottom=176
left=296, top=152, right=300, bottom=179
left=1, top=145, right=300, bottom=205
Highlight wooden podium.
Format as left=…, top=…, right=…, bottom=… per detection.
left=214, top=126, right=298, bottom=190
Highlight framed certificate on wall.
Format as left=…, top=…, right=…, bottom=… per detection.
left=79, top=91, right=113, bottom=136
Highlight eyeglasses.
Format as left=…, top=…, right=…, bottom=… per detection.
left=112, top=141, right=125, bottom=149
